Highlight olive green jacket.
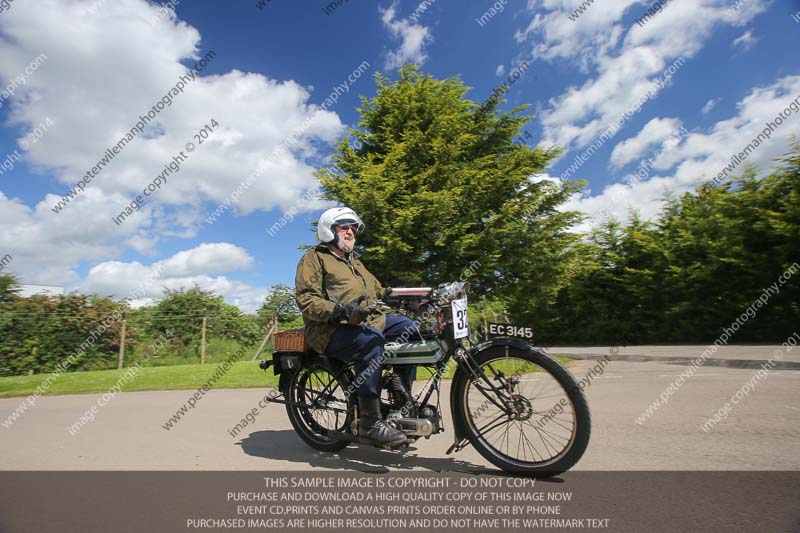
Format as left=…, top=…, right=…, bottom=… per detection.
left=294, top=244, right=387, bottom=354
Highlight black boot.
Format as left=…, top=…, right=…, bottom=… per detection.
left=383, top=373, right=417, bottom=417
left=358, top=397, right=408, bottom=448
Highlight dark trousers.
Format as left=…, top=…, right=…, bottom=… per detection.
left=325, top=313, right=418, bottom=399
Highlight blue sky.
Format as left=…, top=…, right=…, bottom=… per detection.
left=0, top=0, right=798, bottom=312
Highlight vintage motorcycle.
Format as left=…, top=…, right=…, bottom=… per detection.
left=260, top=281, right=590, bottom=477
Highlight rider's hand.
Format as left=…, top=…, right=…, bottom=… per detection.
left=333, top=303, right=370, bottom=324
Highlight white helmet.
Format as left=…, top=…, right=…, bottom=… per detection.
left=317, top=206, right=365, bottom=243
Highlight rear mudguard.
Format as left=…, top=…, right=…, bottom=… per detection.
left=275, top=352, right=349, bottom=393
left=270, top=351, right=322, bottom=376
left=449, top=338, right=539, bottom=443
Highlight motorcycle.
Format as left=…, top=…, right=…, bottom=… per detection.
left=260, top=281, right=590, bottom=477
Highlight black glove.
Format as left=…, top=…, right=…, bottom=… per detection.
left=333, top=303, right=370, bottom=324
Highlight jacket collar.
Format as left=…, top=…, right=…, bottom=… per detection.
left=316, top=243, right=356, bottom=263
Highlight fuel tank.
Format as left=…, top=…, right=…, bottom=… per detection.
left=382, top=339, right=445, bottom=364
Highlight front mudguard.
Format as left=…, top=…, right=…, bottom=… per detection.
left=449, top=337, right=539, bottom=443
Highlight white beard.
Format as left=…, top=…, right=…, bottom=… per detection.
left=339, top=237, right=355, bottom=253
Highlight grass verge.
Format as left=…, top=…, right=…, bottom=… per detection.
left=0, top=361, right=279, bottom=398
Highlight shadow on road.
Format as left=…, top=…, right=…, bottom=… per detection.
left=237, top=429, right=496, bottom=474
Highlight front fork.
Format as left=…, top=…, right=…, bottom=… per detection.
left=446, top=343, right=518, bottom=454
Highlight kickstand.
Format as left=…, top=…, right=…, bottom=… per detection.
left=446, top=437, right=469, bottom=455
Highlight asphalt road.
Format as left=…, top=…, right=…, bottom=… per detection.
left=1, top=345, right=798, bottom=472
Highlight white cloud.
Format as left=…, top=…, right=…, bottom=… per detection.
left=561, top=75, right=800, bottom=230
left=518, top=0, right=770, bottom=153
left=380, top=3, right=433, bottom=70
left=661, top=74, right=800, bottom=183
left=125, top=234, right=160, bottom=256
left=158, top=243, right=253, bottom=278
left=732, top=29, right=758, bottom=50
left=495, top=64, right=506, bottom=77
left=530, top=173, right=562, bottom=185
left=0, top=188, right=152, bottom=286
left=0, top=0, right=354, bottom=290
left=0, top=0, right=345, bottom=220
left=702, top=98, right=720, bottom=114
left=610, top=117, right=682, bottom=168
left=562, top=174, right=677, bottom=233
left=514, top=0, right=637, bottom=70
left=80, top=243, right=266, bottom=312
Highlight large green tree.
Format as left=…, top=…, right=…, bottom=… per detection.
left=315, top=65, right=585, bottom=313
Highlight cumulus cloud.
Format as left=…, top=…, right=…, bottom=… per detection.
left=0, top=0, right=353, bottom=297
left=610, top=117, right=682, bottom=168
left=518, top=0, right=770, bottom=153
left=561, top=75, right=800, bottom=230
left=495, top=64, right=506, bottom=77
left=158, top=243, right=253, bottom=278
left=0, top=0, right=345, bottom=219
left=0, top=189, right=152, bottom=286
left=80, top=243, right=266, bottom=312
left=514, top=0, right=636, bottom=70
left=380, top=3, right=433, bottom=70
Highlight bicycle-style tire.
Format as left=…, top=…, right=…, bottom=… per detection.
left=452, top=346, right=591, bottom=477
left=281, top=358, right=354, bottom=452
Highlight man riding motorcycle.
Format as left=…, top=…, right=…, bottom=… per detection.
left=294, top=207, right=418, bottom=448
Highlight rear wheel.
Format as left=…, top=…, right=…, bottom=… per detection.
left=452, top=346, right=591, bottom=477
left=281, top=358, right=354, bottom=452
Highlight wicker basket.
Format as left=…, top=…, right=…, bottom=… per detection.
left=274, top=329, right=308, bottom=352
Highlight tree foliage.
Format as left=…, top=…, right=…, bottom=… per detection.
left=0, top=282, right=263, bottom=376
left=147, top=285, right=260, bottom=351
left=0, top=291, right=129, bottom=375
left=316, top=65, right=586, bottom=312
left=532, top=147, right=800, bottom=344
left=258, top=284, right=301, bottom=327
left=0, top=273, right=20, bottom=304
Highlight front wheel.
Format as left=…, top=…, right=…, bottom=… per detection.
left=452, top=346, right=591, bottom=477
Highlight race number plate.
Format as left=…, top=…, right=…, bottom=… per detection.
left=451, top=297, right=469, bottom=339
left=487, top=323, right=534, bottom=340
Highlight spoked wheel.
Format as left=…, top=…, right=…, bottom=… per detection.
left=282, top=358, right=354, bottom=452
left=452, top=346, right=591, bottom=477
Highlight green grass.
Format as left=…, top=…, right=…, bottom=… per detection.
left=0, top=356, right=574, bottom=398
left=0, top=360, right=280, bottom=398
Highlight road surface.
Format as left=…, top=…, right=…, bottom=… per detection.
left=1, top=345, right=798, bottom=472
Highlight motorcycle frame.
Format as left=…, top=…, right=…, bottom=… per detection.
left=267, top=293, right=535, bottom=451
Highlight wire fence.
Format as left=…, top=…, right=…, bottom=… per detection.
left=0, top=309, right=281, bottom=377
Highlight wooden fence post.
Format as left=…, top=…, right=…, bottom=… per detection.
left=117, top=313, right=127, bottom=370
left=200, top=310, right=207, bottom=365
left=29, top=346, right=37, bottom=375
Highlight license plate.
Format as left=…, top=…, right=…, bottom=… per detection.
left=487, top=322, right=534, bottom=340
